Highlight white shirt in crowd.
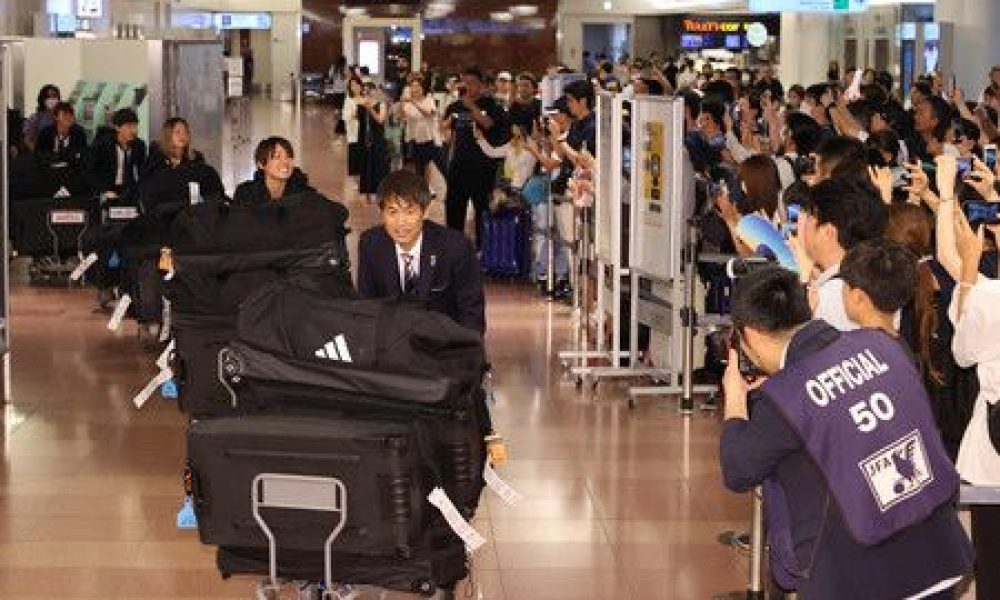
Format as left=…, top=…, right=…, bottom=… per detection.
left=949, top=279, right=1000, bottom=487
left=813, top=264, right=859, bottom=332
left=342, top=96, right=360, bottom=144
left=476, top=140, right=538, bottom=189
left=401, top=96, right=439, bottom=145
left=396, top=235, right=423, bottom=292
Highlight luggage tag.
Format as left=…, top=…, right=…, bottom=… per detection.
left=176, top=495, right=198, bottom=530
left=484, top=434, right=507, bottom=465
left=133, top=367, right=173, bottom=409
left=427, top=487, right=487, bottom=553
left=159, top=299, right=172, bottom=342
left=108, top=250, right=121, bottom=269
left=156, top=339, right=176, bottom=371
left=70, top=252, right=98, bottom=281
left=160, top=379, right=178, bottom=399
left=483, top=462, right=522, bottom=507
left=158, top=248, right=174, bottom=275
left=484, top=369, right=496, bottom=405
left=107, top=294, right=132, bottom=331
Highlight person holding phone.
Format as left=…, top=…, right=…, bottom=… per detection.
left=440, top=66, right=510, bottom=247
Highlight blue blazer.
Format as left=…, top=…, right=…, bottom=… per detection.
left=720, top=320, right=973, bottom=599
left=357, top=220, right=486, bottom=335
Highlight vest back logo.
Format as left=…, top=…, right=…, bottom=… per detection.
left=314, top=335, right=352, bottom=363
left=858, top=429, right=934, bottom=512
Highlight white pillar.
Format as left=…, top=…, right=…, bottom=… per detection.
left=779, top=12, right=837, bottom=86
left=936, top=0, right=1000, bottom=95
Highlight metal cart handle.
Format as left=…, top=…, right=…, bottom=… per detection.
left=251, top=473, right=348, bottom=595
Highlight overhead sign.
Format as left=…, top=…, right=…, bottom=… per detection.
left=748, top=0, right=869, bottom=12
left=76, top=0, right=102, bottom=18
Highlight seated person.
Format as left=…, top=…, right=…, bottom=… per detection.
left=720, top=266, right=973, bottom=600
left=35, top=102, right=87, bottom=168
left=358, top=169, right=486, bottom=334
left=86, top=108, right=147, bottom=198
left=24, top=84, right=61, bottom=153
left=840, top=239, right=917, bottom=342
left=232, top=136, right=318, bottom=206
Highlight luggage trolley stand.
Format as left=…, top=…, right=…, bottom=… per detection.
left=252, top=473, right=348, bottom=600
left=29, top=206, right=90, bottom=286
left=627, top=220, right=728, bottom=412
left=558, top=93, right=631, bottom=383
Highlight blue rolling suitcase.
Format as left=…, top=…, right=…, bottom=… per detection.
left=480, top=206, right=530, bottom=278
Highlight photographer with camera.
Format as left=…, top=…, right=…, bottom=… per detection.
left=720, top=266, right=973, bottom=600
left=440, top=66, right=511, bottom=248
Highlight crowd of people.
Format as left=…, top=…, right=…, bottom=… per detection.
left=10, top=47, right=1000, bottom=597
left=327, top=52, right=1000, bottom=598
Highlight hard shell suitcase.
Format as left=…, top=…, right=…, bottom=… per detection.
left=479, top=206, right=530, bottom=278
left=187, top=415, right=436, bottom=559
left=219, top=340, right=486, bottom=515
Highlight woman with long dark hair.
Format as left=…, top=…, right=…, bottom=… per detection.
left=357, top=80, right=390, bottom=204
left=24, top=84, right=61, bottom=152
left=342, top=75, right=365, bottom=180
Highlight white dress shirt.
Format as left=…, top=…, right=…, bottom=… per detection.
left=396, top=235, right=423, bottom=292
left=949, top=279, right=1000, bottom=486
left=813, top=264, right=859, bottom=332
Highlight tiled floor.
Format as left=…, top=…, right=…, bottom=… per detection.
left=0, top=98, right=751, bottom=598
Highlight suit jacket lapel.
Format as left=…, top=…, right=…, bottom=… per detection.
left=382, top=228, right=403, bottom=296
left=417, top=222, right=439, bottom=299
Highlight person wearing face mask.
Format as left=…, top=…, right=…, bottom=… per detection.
left=24, top=84, right=61, bottom=153
left=719, top=266, right=973, bottom=600
left=232, top=137, right=317, bottom=207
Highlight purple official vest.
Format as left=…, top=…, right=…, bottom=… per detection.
left=760, top=329, right=959, bottom=587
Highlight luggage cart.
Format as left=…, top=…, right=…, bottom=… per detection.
left=28, top=205, right=90, bottom=286
left=252, top=473, right=347, bottom=600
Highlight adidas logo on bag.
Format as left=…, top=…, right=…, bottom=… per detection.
left=314, top=335, right=353, bottom=363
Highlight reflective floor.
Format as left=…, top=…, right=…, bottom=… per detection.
left=0, top=98, right=749, bottom=598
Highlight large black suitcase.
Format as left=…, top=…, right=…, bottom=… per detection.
left=219, top=341, right=485, bottom=514
left=165, top=194, right=353, bottom=418
left=187, top=416, right=437, bottom=559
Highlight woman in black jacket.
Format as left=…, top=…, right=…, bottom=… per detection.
left=232, top=136, right=317, bottom=206
left=131, top=117, right=224, bottom=338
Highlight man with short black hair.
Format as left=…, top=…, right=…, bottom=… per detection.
left=441, top=66, right=510, bottom=248
left=840, top=239, right=918, bottom=340
left=35, top=101, right=87, bottom=168
left=720, top=265, right=973, bottom=600
left=797, top=177, right=888, bottom=330
left=86, top=107, right=147, bottom=197
left=752, top=59, right=784, bottom=100
left=358, top=169, right=485, bottom=334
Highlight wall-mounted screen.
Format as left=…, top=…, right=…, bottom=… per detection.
left=214, top=13, right=272, bottom=30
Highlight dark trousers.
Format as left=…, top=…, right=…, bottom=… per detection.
left=445, top=163, right=494, bottom=248
left=413, top=141, right=443, bottom=176
left=974, top=505, right=1000, bottom=599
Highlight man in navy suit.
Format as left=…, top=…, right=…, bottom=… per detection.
left=358, top=169, right=486, bottom=334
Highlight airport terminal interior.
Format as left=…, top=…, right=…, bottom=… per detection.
left=1, top=0, right=1000, bottom=598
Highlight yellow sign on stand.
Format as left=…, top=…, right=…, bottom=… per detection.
left=642, top=120, right=665, bottom=227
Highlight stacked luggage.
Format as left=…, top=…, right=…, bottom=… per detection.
left=167, top=193, right=489, bottom=596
